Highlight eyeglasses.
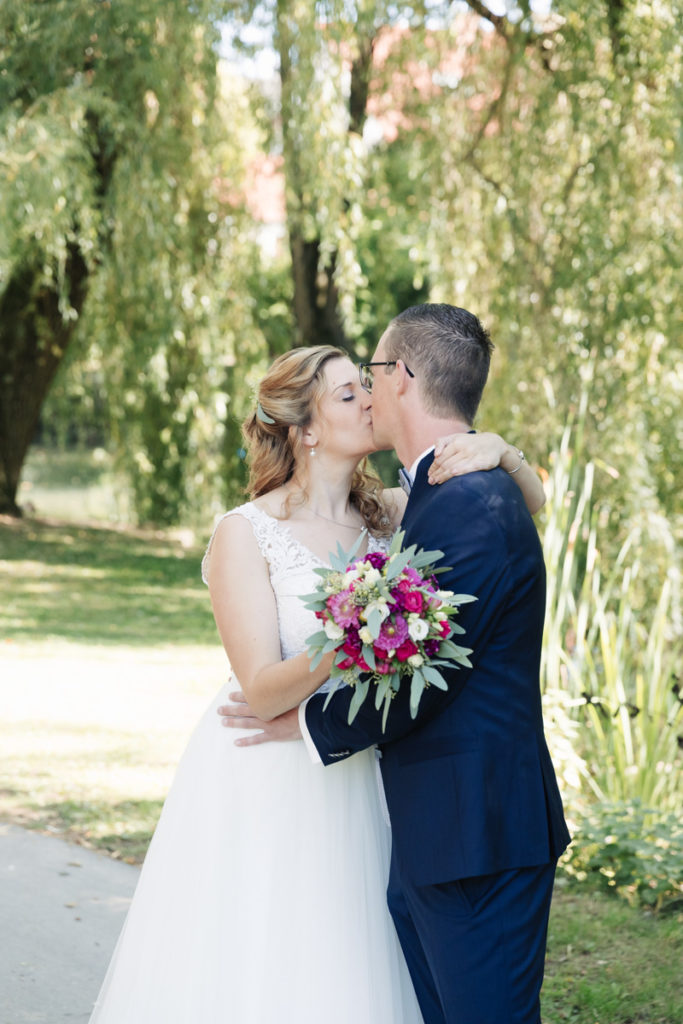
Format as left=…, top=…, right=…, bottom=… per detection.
left=358, top=361, right=414, bottom=392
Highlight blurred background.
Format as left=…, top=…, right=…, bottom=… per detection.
left=0, top=2, right=681, bottom=1015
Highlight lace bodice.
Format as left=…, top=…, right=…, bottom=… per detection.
left=202, top=502, right=389, bottom=691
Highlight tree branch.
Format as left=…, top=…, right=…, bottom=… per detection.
left=462, top=37, right=516, bottom=164
left=463, top=0, right=563, bottom=58
left=462, top=0, right=510, bottom=40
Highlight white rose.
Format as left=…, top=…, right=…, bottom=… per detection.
left=408, top=617, right=429, bottom=641
left=408, top=653, right=424, bottom=668
left=358, top=626, right=373, bottom=645
left=363, top=599, right=390, bottom=622
left=324, top=620, right=344, bottom=641
left=363, top=567, right=381, bottom=586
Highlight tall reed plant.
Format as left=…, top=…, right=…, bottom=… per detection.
left=540, top=422, right=682, bottom=818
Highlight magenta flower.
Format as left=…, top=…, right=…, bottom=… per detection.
left=375, top=614, right=409, bottom=651
left=402, top=590, right=424, bottom=613
left=395, top=639, right=419, bottom=662
left=328, top=591, right=360, bottom=628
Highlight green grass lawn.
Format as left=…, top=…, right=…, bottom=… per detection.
left=0, top=512, right=217, bottom=646
left=0, top=512, right=226, bottom=861
left=17, top=446, right=131, bottom=522
left=1, top=511, right=681, bottom=1023
left=544, top=887, right=682, bottom=1023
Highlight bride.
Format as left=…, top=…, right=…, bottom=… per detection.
left=88, top=345, right=544, bottom=1023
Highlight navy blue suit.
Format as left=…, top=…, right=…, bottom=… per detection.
left=304, top=454, right=570, bottom=1023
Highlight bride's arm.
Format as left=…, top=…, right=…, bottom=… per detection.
left=430, top=432, right=545, bottom=514
left=206, top=514, right=333, bottom=721
left=383, top=432, right=545, bottom=529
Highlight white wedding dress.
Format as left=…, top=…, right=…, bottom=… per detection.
left=89, top=502, right=423, bottom=1023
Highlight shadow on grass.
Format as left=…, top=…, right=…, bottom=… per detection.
left=11, top=796, right=164, bottom=865
left=0, top=516, right=217, bottom=647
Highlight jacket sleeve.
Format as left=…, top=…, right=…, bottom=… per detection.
left=303, top=476, right=519, bottom=764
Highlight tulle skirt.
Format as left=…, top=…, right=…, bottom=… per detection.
left=89, top=682, right=423, bottom=1022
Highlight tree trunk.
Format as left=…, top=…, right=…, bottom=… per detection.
left=288, top=236, right=347, bottom=350
left=276, top=2, right=377, bottom=354
left=349, top=32, right=375, bottom=135
left=0, top=245, right=89, bottom=515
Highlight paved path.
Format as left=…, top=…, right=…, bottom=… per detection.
left=0, top=824, right=139, bottom=1023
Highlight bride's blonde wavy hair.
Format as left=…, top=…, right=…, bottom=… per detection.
left=242, top=346, right=392, bottom=537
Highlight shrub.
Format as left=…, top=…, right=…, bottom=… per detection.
left=562, top=799, right=683, bottom=913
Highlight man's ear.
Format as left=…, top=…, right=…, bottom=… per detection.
left=394, top=360, right=413, bottom=396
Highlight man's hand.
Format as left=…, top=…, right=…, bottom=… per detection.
left=217, top=691, right=302, bottom=746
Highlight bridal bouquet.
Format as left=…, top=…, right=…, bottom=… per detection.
left=302, top=531, right=476, bottom=730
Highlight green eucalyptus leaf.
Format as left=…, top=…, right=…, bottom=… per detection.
left=410, top=669, right=426, bottom=718
left=347, top=677, right=370, bottom=724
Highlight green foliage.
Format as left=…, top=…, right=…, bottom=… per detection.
left=416, top=1, right=682, bottom=525
left=563, top=801, right=683, bottom=913
left=4, top=0, right=681, bottom=537
left=540, top=419, right=682, bottom=819
left=539, top=412, right=682, bottom=911
left=0, top=0, right=270, bottom=523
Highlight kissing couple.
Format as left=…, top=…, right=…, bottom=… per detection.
left=89, top=303, right=570, bottom=1024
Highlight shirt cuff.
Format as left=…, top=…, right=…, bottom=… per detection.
left=298, top=697, right=323, bottom=764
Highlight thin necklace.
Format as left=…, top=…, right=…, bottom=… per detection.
left=305, top=507, right=365, bottom=531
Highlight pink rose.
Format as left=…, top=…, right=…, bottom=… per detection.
left=395, top=639, right=419, bottom=662
left=439, top=620, right=452, bottom=639
left=402, top=591, right=424, bottom=613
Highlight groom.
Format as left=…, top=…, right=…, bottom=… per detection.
left=224, top=303, right=570, bottom=1023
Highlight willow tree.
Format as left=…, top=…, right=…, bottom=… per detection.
left=396, top=1, right=681, bottom=519
left=0, top=0, right=265, bottom=520
left=228, top=1, right=440, bottom=350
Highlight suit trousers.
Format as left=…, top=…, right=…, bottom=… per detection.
left=387, top=857, right=557, bottom=1024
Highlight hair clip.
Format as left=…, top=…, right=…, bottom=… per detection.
left=256, top=401, right=276, bottom=425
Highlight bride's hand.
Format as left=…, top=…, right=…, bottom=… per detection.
left=217, top=691, right=302, bottom=746
left=428, top=432, right=507, bottom=484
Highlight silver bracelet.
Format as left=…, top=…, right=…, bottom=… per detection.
left=507, top=448, right=525, bottom=475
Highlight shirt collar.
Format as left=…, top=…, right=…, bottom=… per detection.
left=404, top=446, right=435, bottom=485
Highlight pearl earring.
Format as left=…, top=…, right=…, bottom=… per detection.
left=309, top=446, right=316, bottom=457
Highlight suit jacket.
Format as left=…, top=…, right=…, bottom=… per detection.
left=303, top=454, right=571, bottom=885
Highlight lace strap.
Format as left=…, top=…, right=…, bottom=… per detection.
left=201, top=503, right=278, bottom=584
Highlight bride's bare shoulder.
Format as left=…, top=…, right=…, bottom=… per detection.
left=250, top=487, right=290, bottom=520
left=381, top=486, right=407, bottom=529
